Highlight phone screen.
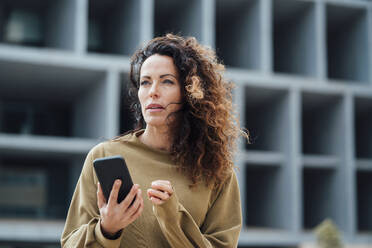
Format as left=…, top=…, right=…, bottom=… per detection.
left=93, top=155, right=134, bottom=203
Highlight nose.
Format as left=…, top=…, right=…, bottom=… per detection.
left=149, top=81, right=160, bottom=98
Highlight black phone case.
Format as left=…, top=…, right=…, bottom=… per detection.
left=93, top=155, right=133, bottom=203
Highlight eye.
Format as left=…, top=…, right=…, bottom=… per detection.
left=140, top=80, right=150, bottom=86
left=163, top=79, right=175, bottom=85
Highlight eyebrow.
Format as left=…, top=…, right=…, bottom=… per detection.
left=141, top=74, right=178, bottom=80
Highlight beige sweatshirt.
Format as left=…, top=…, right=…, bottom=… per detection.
left=61, top=130, right=242, bottom=248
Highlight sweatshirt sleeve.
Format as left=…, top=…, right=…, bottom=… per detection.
left=60, top=145, right=124, bottom=248
left=153, top=170, right=242, bottom=248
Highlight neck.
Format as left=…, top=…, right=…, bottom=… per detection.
left=139, top=125, right=171, bottom=151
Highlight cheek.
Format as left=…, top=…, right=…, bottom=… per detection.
left=137, top=91, right=147, bottom=117
left=138, top=89, right=145, bottom=106
left=171, top=87, right=182, bottom=102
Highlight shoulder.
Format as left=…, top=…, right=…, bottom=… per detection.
left=212, top=168, right=239, bottom=196
left=219, top=168, right=238, bottom=187
left=86, top=132, right=138, bottom=160
left=86, top=141, right=109, bottom=160
left=81, top=135, right=134, bottom=177
left=204, top=168, right=241, bottom=212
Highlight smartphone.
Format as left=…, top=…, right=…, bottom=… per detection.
left=93, top=155, right=134, bottom=203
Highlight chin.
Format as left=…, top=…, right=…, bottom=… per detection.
left=144, top=117, right=167, bottom=127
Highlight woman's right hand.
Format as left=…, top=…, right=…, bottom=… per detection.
left=97, top=180, right=144, bottom=237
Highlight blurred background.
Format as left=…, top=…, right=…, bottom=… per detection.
left=0, top=0, right=371, bottom=247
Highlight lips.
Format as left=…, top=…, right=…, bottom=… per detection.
left=146, top=103, right=164, bottom=111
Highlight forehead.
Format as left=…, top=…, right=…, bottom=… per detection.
left=140, top=54, right=178, bottom=77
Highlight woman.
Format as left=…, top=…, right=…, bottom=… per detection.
left=61, top=34, right=246, bottom=248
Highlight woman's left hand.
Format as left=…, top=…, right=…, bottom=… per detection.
left=147, top=180, right=174, bottom=205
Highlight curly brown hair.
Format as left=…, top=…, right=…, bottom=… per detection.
left=124, top=34, right=247, bottom=188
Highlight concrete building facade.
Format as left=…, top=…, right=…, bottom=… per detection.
left=0, top=0, right=371, bottom=247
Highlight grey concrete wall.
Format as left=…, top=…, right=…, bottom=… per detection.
left=0, top=0, right=371, bottom=247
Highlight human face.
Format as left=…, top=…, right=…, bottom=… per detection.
left=138, top=54, right=182, bottom=128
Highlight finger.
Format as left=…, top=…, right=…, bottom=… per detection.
left=129, top=199, right=144, bottom=222
left=131, top=200, right=144, bottom=219
left=150, top=196, right=164, bottom=205
left=97, top=182, right=106, bottom=209
left=147, top=188, right=170, bottom=201
left=108, top=179, right=121, bottom=207
left=151, top=182, right=173, bottom=195
left=120, top=184, right=139, bottom=209
left=152, top=180, right=172, bottom=187
left=127, top=189, right=143, bottom=216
